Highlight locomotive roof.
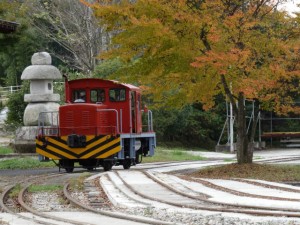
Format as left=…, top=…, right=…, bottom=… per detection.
left=68, top=78, right=140, bottom=91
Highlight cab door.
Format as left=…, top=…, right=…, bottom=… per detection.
left=130, top=91, right=142, bottom=133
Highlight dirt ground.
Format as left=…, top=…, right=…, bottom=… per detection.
left=189, top=163, right=300, bottom=182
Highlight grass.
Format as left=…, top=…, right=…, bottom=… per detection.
left=0, top=146, right=13, bottom=154
left=69, top=172, right=91, bottom=191
left=190, top=163, right=300, bottom=182
left=28, top=184, right=62, bottom=192
left=2, top=146, right=300, bottom=183
left=9, top=184, right=21, bottom=198
left=142, top=146, right=206, bottom=163
left=0, top=157, right=56, bottom=169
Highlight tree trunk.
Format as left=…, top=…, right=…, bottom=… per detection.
left=220, top=75, right=253, bottom=164
left=236, top=92, right=252, bottom=164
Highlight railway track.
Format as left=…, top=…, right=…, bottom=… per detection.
left=0, top=171, right=172, bottom=225
left=102, top=170, right=300, bottom=215
left=2, top=154, right=300, bottom=224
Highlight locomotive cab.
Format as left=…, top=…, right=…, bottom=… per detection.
left=36, top=78, right=156, bottom=172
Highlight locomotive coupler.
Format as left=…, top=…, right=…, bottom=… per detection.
left=67, top=134, right=87, bottom=148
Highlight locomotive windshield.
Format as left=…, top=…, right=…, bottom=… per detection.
left=73, top=90, right=86, bottom=102
left=109, top=89, right=126, bottom=102
left=91, top=89, right=105, bottom=103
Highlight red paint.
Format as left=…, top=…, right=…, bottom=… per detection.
left=61, top=78, right=143, bottom=135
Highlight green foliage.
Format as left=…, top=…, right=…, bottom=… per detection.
left=0, top=146, right=13, bottom=154
left=153, top=104, right=225, bottom=149
left=0, top=26, right=46, bottom=86
left=92, top=0, right=203, bottom=108
left=9, top=184, right=21, bottom=198
left=94, top=58, right=123, bottom=79
left=28, top=184, right=62, bottom=193
left=142, top=146, right=206, bottom=163
left=6, top=82, right=29, bottom=126
left=0, top=0, right=46, bottom=86
left=0, top=157, right=55, bottom=170
left=68, top=172, right=90, bottom=191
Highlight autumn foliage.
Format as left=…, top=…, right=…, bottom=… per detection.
left=82, top=0, right=300, bottom=163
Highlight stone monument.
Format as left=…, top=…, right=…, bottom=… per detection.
left=13, top=52, right=62, bottom=152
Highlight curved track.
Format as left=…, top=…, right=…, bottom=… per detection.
left=2, top=153, right=300, bottom=224
left=99, top=170, right=300, bottom=218
left=0, top=171, right=171, bottom=225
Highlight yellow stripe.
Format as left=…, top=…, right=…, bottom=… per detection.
left=36, top=139, right=76, bottom=159
left=46, top=137, right=85, bottom=154
left=46, top=135, right=111, bottom=155
left=36, top=136, right=121, bottom=159
left=46, top=145, right=77, bottom=159
left=82, top=137, right=121, bottom=159
left=56, top=135, right=100, bottom=154
left=96, top=146, right=121, bottom=158
left=37, top=148, right=60, bottom=160
left=81, top=136, right=110, bottom=154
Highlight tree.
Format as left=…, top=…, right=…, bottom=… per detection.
left=190, top=1, right=300, bottom=163
left=25, top=0, right=110, bottom=74
left=0, top=1, right=46, bottom=86
left=86, top=0, right=300, bottom=163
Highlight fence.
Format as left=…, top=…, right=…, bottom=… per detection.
left=0, top=85, right=22, bottom=105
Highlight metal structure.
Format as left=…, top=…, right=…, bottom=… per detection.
left=217, top=99, right=258, bottom=152
left=0, top=19, right=19, bottom=33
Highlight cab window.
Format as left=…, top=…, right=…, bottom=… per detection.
left=91, top=89, right=105, bottom=103
left=109, top=89, right=126, bottom=102
left=73, top=90, right=86, bottom=102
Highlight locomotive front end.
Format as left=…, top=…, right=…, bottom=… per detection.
left=36, top=78, right=156, bottom=172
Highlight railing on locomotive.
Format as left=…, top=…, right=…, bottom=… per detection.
left=37, top=110, right=119, bottom=136
left=37, top=111, right=60, bottom=137
left=141, top=110, right=154, bottom=132
left=37, top=108, right=154, bottom=137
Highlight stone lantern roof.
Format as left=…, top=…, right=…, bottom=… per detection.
left=21, top=52, right=61, bottom=80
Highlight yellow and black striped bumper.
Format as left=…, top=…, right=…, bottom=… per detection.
left=36, top=135, right=121, bottom=160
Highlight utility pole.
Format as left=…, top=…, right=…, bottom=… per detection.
left=230, top=100, right=234, bottom=153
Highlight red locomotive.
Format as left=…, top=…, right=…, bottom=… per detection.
left=36, top=78, right=155, bottom=172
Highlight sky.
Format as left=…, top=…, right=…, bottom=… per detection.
left=279, top=0, right=300, bottom=15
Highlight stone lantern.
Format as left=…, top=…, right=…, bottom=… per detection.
left=14, top=52, right=62, bottom=152
left=21, top=52, right=62, bottom=125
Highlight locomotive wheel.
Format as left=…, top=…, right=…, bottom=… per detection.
left=87, top=167, right=94, bottom=171
left=103, top=161, right=113, bottom=171
left=123, top=159, right=131, bottom=170
left=60, top=159, right=74, bottom=173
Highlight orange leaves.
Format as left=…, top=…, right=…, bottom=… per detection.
left=87, top=0, right=300, bottom=114
left=191, top=48, right=251, bottom=76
